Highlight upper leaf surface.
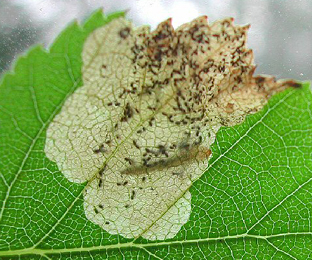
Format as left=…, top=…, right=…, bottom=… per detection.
left=0, top=10, right=312, bottom=260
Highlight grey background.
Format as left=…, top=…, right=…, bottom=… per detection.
left=0, top=0, right=311, bottom=81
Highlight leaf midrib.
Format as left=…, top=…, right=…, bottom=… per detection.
left=0, top=232, right=311, bottom=257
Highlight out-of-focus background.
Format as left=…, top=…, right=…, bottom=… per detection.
left=0, top=0, right=311, bottom=80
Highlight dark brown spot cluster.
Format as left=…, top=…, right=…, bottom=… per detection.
left=124, top=157, right=133, bottom=165
left=133, top=140, right=140, bottom=149
left=119, top=27, right=130, bottom=39
left=130, top=190, right=136, bottom=200
left=123, top=17, right=254, bottom=134
left=140, top=144, right=171, bottom=167
left=93, top=144, right=106, bottom=154
left=121, top=102, right=134, bottom=122
left=117, top=181, right=128, bottom=186
left=99, top=17, right=296, bottom=184
left=98, top=164, right=106, bottom=177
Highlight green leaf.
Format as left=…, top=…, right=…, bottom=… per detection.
left=1, top=9, right=312, bottom=259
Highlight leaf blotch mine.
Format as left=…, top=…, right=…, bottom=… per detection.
left=45, top=15, right=299, bottom=241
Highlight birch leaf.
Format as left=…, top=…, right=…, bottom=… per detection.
left=0, top=10, right=312, bottom=260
